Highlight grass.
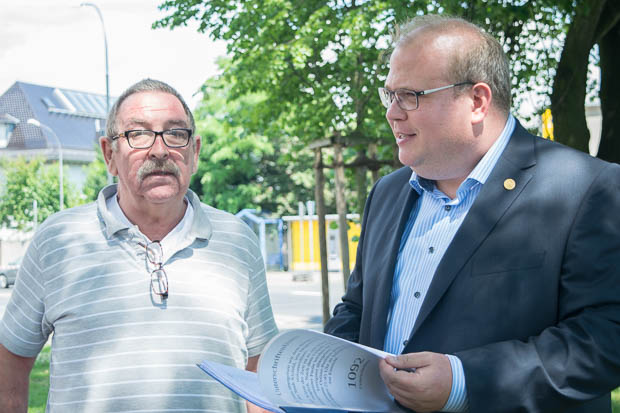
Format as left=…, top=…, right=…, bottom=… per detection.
left=28, top=345, right=50, bottom=413
left=27, top=345, right=620, bottom=412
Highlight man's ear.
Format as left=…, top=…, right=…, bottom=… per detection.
left=191, top=135, right=201, bottom=174
left=99, top=137, right=118, bottom=176
left=471, top=82, right=492, bottom=125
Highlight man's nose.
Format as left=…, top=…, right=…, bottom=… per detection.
left=385, top=99, right=406, bottom=121
left=148, top=134, right=169, bottom=158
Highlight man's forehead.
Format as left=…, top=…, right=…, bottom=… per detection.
left=387, top=33, right=456, bottom=84
left=117, top=91, right=188, bottom=126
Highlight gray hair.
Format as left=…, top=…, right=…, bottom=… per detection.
left=391, top=15, right=511, bottom=115
left=105, top=78, right=196, bottom=145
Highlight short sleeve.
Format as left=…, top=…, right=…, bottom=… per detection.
left=244, top=253, right=278, bottom=358
left=0, top=238, right=50, bottom=357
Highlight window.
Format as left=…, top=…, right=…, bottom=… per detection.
left=0, top=121, right=15, bottom=148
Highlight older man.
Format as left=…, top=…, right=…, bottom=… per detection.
left=325, top=15, right=620, bottom=413
left=0, top=79, right=278, bottom=412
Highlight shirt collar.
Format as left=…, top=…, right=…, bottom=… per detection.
left=409, top=114, right=516, bottom=195
left=97, top=184, right=212, bottom=241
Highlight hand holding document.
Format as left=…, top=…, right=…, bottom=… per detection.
left=198, top=329, right=406, bottom=412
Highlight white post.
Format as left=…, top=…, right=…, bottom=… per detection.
left=80, top=2, right=113, bottom=185
left=306, top=200, right=315, bottom=268
left=33, top=199, right=38, bottom=230
left=298, top=201, right=305, bottom=270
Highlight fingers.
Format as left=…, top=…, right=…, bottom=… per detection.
left=379, top=352, right=453, bottom=412
left=384, top=352, right=433, bottom=370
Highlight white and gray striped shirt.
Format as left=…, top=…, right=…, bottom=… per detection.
left=0, top=185, right=278, bottom=412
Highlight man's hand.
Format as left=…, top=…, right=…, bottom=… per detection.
left=246, top=401, right=271, bottom=413
left=245, top=354, right=272, bottom=413
left=379, top=351, right=452, bottom=412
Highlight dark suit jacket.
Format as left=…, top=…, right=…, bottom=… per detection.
left=325, top=122, right=620, bottom=412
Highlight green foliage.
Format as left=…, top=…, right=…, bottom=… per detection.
left=155, top=0, right=577, bottom=138
left=191, top=63, right=315, bottom=215
left=82, top=145, right=110, bottom=202
left=28, top=345, right=50, bottom=412
left=0, top=157, right=79, bottom=230
left=156, top=0, right=396, bottom=150
left=154, top=0, right=583, bottom=216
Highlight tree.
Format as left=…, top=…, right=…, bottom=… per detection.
left=82, top=145, right=110, bottom=202
left=550, top=0, right=620, bottom=161
left=155, top=0, right=613, bottom=215
left=155, top=0, right=401, bottom=216
left=191, top=62, right=315, bottom=215
left=597, top=3, right=620, bottom=162
left=0, top=157, right=79, bottom=229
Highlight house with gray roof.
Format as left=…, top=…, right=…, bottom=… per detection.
left=0, top=81, right=115, bottom=191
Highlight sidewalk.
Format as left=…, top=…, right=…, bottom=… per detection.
left=265, top=270, right=346, bottom=332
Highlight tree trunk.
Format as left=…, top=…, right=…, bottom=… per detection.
left=368, top=143, right=380, bottom=184
left=551, top=0, right=607, bottom=153
left=333, top=144, right=351, bottom=288
left=314, top=148, right=331, bottom=325
left=354, top=165, right=367, bottom=217
left=596, top=9, right=620, bottom=163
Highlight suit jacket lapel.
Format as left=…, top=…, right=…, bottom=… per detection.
left=370, top=171, right=419, bottom=350
left=408, top=123, right=538, bottom=340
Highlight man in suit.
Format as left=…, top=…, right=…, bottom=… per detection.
left=324, top=14, right=620, bottom=413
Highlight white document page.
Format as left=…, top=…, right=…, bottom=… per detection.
left=197, top=360, right=285, bottom=413
left=257, top=329, right=404, bottom=412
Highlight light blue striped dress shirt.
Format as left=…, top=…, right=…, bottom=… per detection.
left=384, top=115, right=516, bottom=412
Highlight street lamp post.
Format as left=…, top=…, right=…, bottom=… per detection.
left=27, top=119, right=64, bottom=210
left=80, top=2, right=110, bottom=114
left=80, top=2, right=113, bottom=184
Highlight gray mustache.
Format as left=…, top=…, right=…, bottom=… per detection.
left=137, top=159, right=180, bottom=183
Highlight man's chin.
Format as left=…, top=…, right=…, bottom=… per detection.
left=140, top=183, right=184, bottom=204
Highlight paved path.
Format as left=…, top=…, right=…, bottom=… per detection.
left=267, top=270, right=346, bottom=332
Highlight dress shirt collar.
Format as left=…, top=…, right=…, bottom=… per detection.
left=409, top=114, right=516, bottom=196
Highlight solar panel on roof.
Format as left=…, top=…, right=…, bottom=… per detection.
left=42, top=97, right=55, bottom=108
left=84, top=94, right=103, bottom=114
left=71, top=92, right=96, bottom=114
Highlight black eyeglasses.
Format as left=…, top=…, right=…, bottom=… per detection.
left=139, top=240, right=168, bottom=299
left=112, top=128, right=192, bottom=149
left=378, top=82, right=473, bottom=111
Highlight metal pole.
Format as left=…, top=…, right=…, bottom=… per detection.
left=81, top=2, right=113, bottom=185
left=33, top=199, right=38, bottom=230
left=27, top=119, right=64, bottom=210
left=81, top=2, right=110, bottom=114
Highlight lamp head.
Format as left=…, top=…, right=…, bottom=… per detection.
left=27, top=118, right=41, bottom=127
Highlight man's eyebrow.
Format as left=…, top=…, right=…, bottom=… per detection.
left=125, top=118, right=149, bottom=128
left=124, top=118, right=189, bottom=129
left=165, top=119, right=190, bottom=128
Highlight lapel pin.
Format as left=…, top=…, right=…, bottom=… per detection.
left=504, top=178, right=516, bottom=191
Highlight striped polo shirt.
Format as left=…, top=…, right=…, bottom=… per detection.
left=0, top=185, right=278, bottom=412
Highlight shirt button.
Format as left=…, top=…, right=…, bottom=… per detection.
left=445, top=205, right=452, bottom=211
left=414, top=291, right=421, bottom=298
left=428, top=246, right=434, bottom=254
left=403, top=340, right=409, bottom=346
